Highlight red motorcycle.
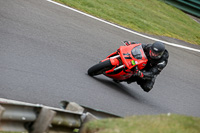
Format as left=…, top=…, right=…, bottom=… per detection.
left=88, top=42, right=148, bottom=82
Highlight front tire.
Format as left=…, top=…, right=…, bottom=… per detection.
left=88, top=60, right=113, bottom=76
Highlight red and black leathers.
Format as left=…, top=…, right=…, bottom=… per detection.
left=127, top=42, right=169, bottom=92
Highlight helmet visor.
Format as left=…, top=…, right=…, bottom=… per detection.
left=149, top=49, right=163, bottom=59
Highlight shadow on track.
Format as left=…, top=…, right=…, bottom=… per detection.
left=90, top=76, right=145, bottom=102
left=87, top=75, right=171, bottom=113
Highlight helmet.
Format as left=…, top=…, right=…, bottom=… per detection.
left=149, top=41, right=165, bottom=59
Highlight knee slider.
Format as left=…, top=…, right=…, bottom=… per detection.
left=141, top=84, right=152, bottom=92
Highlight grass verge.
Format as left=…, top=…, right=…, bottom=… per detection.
left=83, top=114, right=200, bottom=133
left=0, top=131, right=28, bottom=133
left=54, top=0, right=200, bottom=45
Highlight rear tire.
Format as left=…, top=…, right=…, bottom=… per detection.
left=88, top=60, right=113, bottom=76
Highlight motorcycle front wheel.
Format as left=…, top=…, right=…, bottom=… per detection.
left=88, top=60, right=113, bottom=76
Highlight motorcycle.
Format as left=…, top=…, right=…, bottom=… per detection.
left=88, top=42, right=148, bottom=82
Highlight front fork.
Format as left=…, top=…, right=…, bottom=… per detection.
left=101, top=55, right=125, bottom=74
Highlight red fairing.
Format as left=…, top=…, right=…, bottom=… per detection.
left=101, top=43, right=148, bottom=81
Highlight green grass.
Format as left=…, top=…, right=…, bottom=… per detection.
left=83, top=114, right=200, bottom=133
left=54, top=0, right=200, bottom=45
left=0, top=131, right=28, bottom=133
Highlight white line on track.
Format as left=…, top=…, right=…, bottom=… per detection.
left=47, top=0, right=200, bottom=53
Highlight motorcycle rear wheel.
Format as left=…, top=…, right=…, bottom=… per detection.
left=88, top=60, right=113, bottom=76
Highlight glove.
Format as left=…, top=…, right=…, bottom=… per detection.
left=134, top=70, right=144, bottom=78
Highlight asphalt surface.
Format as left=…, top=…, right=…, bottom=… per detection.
left=0, top=0, right=200, bottom=117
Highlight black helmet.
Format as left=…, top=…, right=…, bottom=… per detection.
left=149, top=41, right=165, bottom=59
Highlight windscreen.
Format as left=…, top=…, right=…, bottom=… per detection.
left=131, top=45, right=146, bottom=60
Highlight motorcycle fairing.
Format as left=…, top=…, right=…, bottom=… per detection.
left=103, top=44, right=148, bottom=80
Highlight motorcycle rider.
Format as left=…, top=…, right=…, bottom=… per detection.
left=124, top=41, right=169, bottom=92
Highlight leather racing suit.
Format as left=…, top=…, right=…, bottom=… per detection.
left=126, top=42, right=169, bottom=92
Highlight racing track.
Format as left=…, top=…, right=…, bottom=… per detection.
left=0, top=0, right=200, bottom=117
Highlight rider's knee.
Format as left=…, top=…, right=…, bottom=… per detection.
left=141, top=85, right=152, bottom=92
